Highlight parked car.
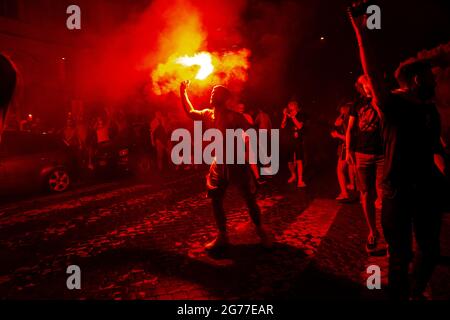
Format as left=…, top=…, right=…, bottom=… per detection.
left=0, top=131, right=75, bottom=194
left=92, top=139, right=153, bottom=177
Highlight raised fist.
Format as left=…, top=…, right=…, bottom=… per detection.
left=180, top=80, right=190, bottom=92
left=347, top=0, right=371, bottom=31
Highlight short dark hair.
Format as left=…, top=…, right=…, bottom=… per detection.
left=395, top=59, right=432, bottom=88
left=211, top=85, right=231, bottom=108
left=0, top=54, right=17, bottom=117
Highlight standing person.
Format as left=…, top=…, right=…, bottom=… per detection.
left=179, top=80, right=272, bottom=252
left=62, top=117, right=79, bottom=148
left=346, top=75, right=384, bottom=253
left=234, top=102, right=254, bottom=125
left=348, top=4, right=447, bottom=299
left=88, top=116, right=113, bottom=170
left=94, top=117, right=112, bottom=145
left=255, top=108, right=272, bottom=131
left=281, top=100, right=306, bottom=188
left=76, top=113, right=89, bottom=169
left=331, top=102, right=354, bottom=202
left=150, top=111, right=169, bottom=172
left=0, top=54, right=17, bottom=139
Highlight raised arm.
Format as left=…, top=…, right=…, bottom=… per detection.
left=180, top=81, right=212, bottom=121
left=281, top=108, right=288, bottom=129
left=348, top=3, right=389, bottom=112
left=345, top=116, right=356, bottom=165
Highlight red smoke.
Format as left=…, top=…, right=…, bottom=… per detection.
left=72, top=0, right=308, bottom=114
left=74, top=0, right=249, bottom=108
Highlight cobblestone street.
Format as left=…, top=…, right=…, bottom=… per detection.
left=0, top=170, right=449, bottom=300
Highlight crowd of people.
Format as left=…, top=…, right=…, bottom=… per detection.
left=174, top=4, right=449, bottom=301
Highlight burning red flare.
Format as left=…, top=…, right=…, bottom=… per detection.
left=176, top=52, right=214, bottom=80
left=152, top=49, right=251, bottom=95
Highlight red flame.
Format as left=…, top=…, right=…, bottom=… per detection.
left=176, top=52, right=214, bottom=80
left=152, top=48, right=251, bottom=95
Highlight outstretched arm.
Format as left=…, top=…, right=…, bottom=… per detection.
left=180, top=81, right=212, bottom=121
left=345, top=116, right=356, bottom=165
left=281, top=109, right=288, bottom=129
left=348, top=3, right=389, bottom=112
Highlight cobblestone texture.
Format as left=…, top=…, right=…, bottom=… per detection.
left=0, top=170, right=448, bottom=300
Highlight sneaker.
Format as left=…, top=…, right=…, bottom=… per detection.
left=297, top=181, right=307, bottom=188
left=336, top=194, right=351, bottom=202
left=256, top=226, right=273, bottom=249
left=205, top=233, right=228, bottom=252
left=287, top=176, right=296, bottom=184
left=256, top=178, right=267, bottom=186
left=365, top=233, right=379, bottom=253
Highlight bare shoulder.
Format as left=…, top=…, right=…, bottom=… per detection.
left=200, top=108, right=215, bottom=120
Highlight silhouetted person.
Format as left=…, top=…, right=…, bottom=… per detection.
left=150, top=111, right=169, bottom=171
left=0, top=54, right=17, bottom=140
left=346, top=75, right=384, bottom=253
left=331, top=102, right=355, bottom=202
left=281, top=100, right=306, bottom=188
left=180, top=80, right=272, bottom=253
left=349, top=3, right=447, bottom=299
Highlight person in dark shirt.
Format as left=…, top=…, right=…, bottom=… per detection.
left=180, top=80, right=272, bottom=253
left=0, top=54, right=17, bottom=140
left=349, top=3, right=447, bottom=299
left=281, top=100, right=307, bottom=188
left=150, top=111, right=169, bottom=171
left=346, top=75, right=384, bottom=254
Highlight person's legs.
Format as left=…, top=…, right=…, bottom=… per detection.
left=211, top=195, right=227, bottom=233
left=287, top=142, right=297, bottom=183
left=288, top=161, right=296, bottom=183
left=205, top=194, right=229, bottom=251
left=382, top=188, right=413, bottom=299
left=411, top=188, right=442, bottom=298
left=243, top=190, right=261, bottom=227
left=295, top=142, right=306, bottom=187
left=205, top=190, right=228, bottom=251
left=250, top=163, right=261, bottom=181
left=205, top=163, right=229, bottom=251
left=237, top=167, right=272, bottom=248
left=348, top=163, right=357, bottom=191
left=337, top=158, right=350, bottom=198
left=356, top=153, right=378, bottom=240
left=375, top=155, right=385, bottom=209
left=296, top=160, right=306, bottom=187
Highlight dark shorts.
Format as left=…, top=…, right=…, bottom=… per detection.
left=206, top=161, right=257, bottom=199
left=355, top=152, right=384, bottom=194
left=287, top=139, right=304, bottom=161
